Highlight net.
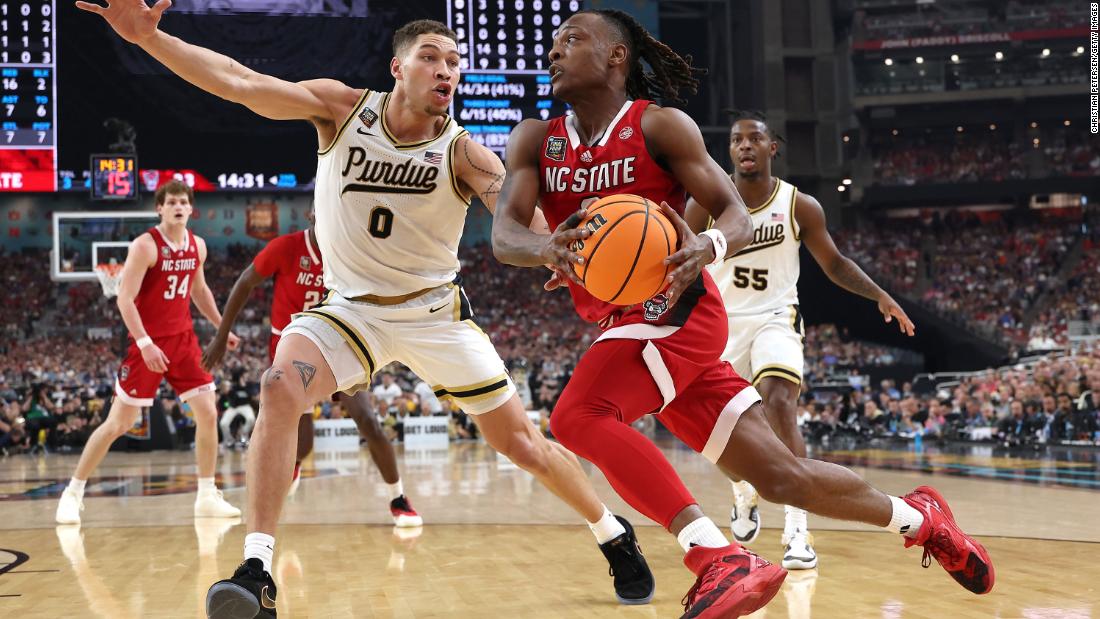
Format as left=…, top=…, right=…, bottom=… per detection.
left=95, top=263, right=125, bottom=298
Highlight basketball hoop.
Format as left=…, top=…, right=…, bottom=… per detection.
left=95, top=263, right=124, bottom=298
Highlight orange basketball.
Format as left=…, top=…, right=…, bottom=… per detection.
left=569, top=194, right=679, bottom=305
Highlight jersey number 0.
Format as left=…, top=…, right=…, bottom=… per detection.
left=369, top=206, right=393, bottom=239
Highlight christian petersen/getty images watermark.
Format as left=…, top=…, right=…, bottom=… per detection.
left=1092, top=3, right=1098, bottom=133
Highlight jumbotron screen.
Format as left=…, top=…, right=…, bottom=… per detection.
left=0, top=0, right=601, bottom=193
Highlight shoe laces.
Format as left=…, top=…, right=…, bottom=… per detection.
left=606, top=537, right=643, bottom=581
left=680, top=554, right=728, bottom=611
left=921, top=527, right=961, bottom=569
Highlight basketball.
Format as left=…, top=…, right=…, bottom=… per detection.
left=569, top=194, right=679, bottom=305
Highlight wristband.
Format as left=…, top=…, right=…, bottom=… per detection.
left=135, top=336, right=153, bottom=350
left=699, top=229, right=727, bottom=266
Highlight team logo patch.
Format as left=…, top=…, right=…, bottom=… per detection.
left=424, top=150, right=443, bottom=165
left=358, top=107, right=379, bottom=128
left=580, top=150, right=593, bottom=163
left=545, top=136, right=567, bottom=161
left=618, top=126, right=634, bottom=140
left=299, top=256, right=311, bottom=270
left=161, top=246, right=170, bottom=258
left=120, top=365, right=129, bottom=381
left=140, top=169, right=160, bottom=191
left=643, top=294, right=670, bottom=321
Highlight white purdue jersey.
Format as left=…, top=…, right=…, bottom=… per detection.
left=708, top=178, right=801, bottom=315
left=314, top=90, right=471, bottom=297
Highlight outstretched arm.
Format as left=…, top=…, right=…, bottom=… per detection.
left=202, top=264, right=266, bottom=371
left=797, top=194, right=915, bottom=335
left=76, top=0, right=358, bottom=125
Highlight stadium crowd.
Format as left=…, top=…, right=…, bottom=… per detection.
left=852, top=0, right=1084, bottom=42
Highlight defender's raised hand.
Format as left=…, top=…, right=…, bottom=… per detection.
left=74, top=0, right=172, bottom=44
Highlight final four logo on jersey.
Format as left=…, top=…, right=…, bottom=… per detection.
left=545, top=136, right=567, bottom=162
left=618, top=126, right=634, bottom=140
left=358, top=106, right=379, bottom=129
left=161, top=246, right=171, bottom=258
left=299, top=256, right=311, bottom=270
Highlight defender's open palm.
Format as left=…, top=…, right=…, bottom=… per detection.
left=75, top=0, right=172, bottom=44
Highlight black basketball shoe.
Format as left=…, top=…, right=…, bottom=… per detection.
left=599, top=515, right=656, bottom=605
left=206, top=558, right=277, bottom=619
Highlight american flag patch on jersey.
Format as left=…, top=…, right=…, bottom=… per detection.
left=424, top=151, right=443, bottom=164
left=771, top=212, right=785, bottom=222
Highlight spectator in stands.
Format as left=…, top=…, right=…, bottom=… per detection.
left=371, top=371, right=402, bottom=408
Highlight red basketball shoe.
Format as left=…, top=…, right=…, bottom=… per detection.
left=390, top=495, right=423, bottom=528
left=680, top=544, right=787, bottom=618
left=902, top=485, right=995, bottom=594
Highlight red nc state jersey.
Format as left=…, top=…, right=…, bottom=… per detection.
left=135, top=227, right=200, bottom=338
left=538, top=99, right=689, bottom=325
left=252, top=230, right=325, bottom=333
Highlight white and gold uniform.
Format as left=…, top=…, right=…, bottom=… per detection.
left=708, top=178, right=805, bottom=385
left=282, top=90, right=514, bottom=414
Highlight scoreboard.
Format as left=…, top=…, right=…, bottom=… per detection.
left=449, top=0, right=580, bottom=156
left=0, top=0, right=55, bottom=191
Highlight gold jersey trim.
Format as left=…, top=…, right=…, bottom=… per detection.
left=317, top=89, right=372, bottom=156
left=746, top=178, right=783, bottom=214
left=380, top=92, right=454, bottom=150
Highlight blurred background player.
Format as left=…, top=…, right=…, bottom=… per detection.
left=55, top=180, right=241, bottom=525
left=685, top=110, right=915, bottom=570
left=202, top=216, right=422, bottom=526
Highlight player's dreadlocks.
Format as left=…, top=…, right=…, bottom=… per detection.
left=583, top=9, right=706, bottom=106
left=725, top=108, right=785, bottom=150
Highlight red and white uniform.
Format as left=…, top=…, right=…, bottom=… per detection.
left=251, top=230, right=325, bottom=361
left=539, top=100, right=761, bottom=499
left=116, top=227, right=215, bottom=406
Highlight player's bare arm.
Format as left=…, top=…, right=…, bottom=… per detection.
left=189, top=238, right=241, bottom=356
left=454, top=134, right=550, bottom=234
left=682, top=198, right=714, bottom=236
left=796, top=193, right=915, bottom=336
left=641, top=105, right=753, bottom=304
left=492, top=119, right=589, bottom=285
left=75, top=0, right=362, bottom=145
left=202, top=264, right=267, bottom=371
left=116, top=233, right=170, bottom=372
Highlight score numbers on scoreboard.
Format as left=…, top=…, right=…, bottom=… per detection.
left=448, top=0, right=580, bottom=156
left=0, top=0, right=57, bottom=191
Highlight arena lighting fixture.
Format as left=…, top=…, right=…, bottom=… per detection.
left=837, top=185, right=846, bottom=192
left=884, top=58, right=894, bottom=66
left=989, top=124, right=997, bottom=130
left=915, top=56, right=924, bottom=64
left=1031, top=121, right=1038, bottom=128
left=918, top=70, right=926, bottom=76
left=950, top=53, right=960, bottom=63
left=994, top=51, right=1004, bottom=61
left=957, top=126, right=964, bottom=132
left=892, top=129, right=899, bottom=136
left=1033, top=138, right=1040, bottom=147
left=843, top=135, right=850, bottom=142
left=842, top=178, right=852, bottom=186
left=1041, top=48, right=1051, bottom=57
left=1077, top=46, right=1085, bottom=54
left=1064, top=120, right=1071, bottom=126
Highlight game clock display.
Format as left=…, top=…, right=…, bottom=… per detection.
left=90, top=154, right=138, bottom=201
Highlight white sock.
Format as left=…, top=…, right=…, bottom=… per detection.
left=886, top=496, right=924, bottom=538
left=197, top=477, right=217, bottom=493
left=676, top=517, right=729, bottom=553
left=68, top=477, right=86, bottom=498
left=731, top=480, right=755, bottom=503
left=587, top=506, right=626, bottom=544
left=784, top=505, right=809, bottom=535
left=244, top=532, right=276, bottom=573
left=387, top=480, right=404, bottom=502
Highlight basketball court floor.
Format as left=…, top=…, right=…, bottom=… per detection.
left=2, top=439, right=1098, bottom=618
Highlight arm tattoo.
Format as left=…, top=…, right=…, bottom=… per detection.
left=464, top=140, right=505, bottom=197
left=292, top=360, right=317, bottom=389
left=263, top=368, right=284, bottom=387
left=831, top=257, right=883, bottom=301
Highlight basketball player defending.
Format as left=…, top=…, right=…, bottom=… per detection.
left=55, top=180, right=241, bottom=525
left=494, top=10, right=992, bottom=616
left=202, top=217, right=422, bottom=527
left=75, top=3, right=653, bottom=616
left=684, top=111, right=916, bottom=570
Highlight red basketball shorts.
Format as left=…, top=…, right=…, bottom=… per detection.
left=556, top=281, right=761, bottom=463
left=115, top=330, right=215, bottom=406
